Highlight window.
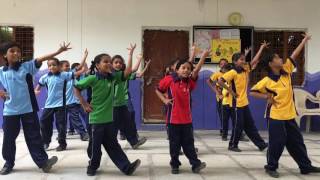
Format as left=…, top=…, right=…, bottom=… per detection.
left=250, top=30, right=305, bottom=86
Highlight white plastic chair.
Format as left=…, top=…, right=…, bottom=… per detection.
left=293, top=88, right=320, bottom=132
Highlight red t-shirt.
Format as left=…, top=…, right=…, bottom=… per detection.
left=157, top=74, right=197, bottom=124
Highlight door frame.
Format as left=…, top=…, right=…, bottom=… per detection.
left=141, top=26, right=192, bottom=124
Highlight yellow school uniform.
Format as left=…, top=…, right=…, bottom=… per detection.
left=210, top=71, right=223, bottom=101
left=250, top=58, right=297, bottom=120
left=221, top=64, right=251, bottom=108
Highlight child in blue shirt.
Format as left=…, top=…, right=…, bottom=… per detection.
left=0, top=41, right=70, bottom=175
left=35, top=55, right=86, bottom=151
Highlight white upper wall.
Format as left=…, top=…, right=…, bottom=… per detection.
left=0, top=0, right=319, bottom=72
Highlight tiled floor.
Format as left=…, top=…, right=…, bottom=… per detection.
left=0, top=130, right=320, bottom=180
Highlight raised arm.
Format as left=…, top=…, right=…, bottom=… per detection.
left=290, top=34, right=311, bottom=62
left=35, top=42, right=71, bottom=63
left=74, top=64, right=87, bottom=77
left=188, top=43, right=196, bottom=62
left=77, top=48, right=88, bottom=70
left=244, top=47, right=252, bottom=57
left=132, top=54, right=143, bottom=73
left=123, top=43, right=136, bottom=78
left=191, top=49, right=211, bottom=80
left=251, top=41, right=270, bottom=69
left=136, top=59, right=151, bottom=78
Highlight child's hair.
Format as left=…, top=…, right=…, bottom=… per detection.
left=48, top=58, right=60, bottom=65
left=260, top=49, right=279, bottom=73
left=219, top=58, right=228, bottom=64
left=111, top=55, right=125, bottom=71
left=71, top=63, right=80, bottom=70
left=59, top=60, right=69, bottom=66
left=231, top=52, right=244, bottom=63
left=89, top=53, right=110, bottom=75
left=175, top=59, right=194, bottom=71
left=0, top=41, right=22, bottom=66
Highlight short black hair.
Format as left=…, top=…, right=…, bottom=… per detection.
left=175, top=59, right=194, bottom=71
left=71, top=63, right=80, bottom=70
left=48, top=58, right=60, bottom=65
left=0, top=41, right=21, bottom=55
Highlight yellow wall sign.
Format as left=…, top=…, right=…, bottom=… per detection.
left=211, top=39, right=241, bottom=63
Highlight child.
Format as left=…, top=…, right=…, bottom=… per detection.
left=219, top=64, right=234, bottom=141
left=155, top=49, right=209, bottom=174
left=0, top=41, right=69, bottom=175
left=74, top=44, right=141, bottom=176
left=60, top=49, right=89, bottom=141
left=111, top=52, right=147, bottom=149
left=218, top=43, right=269, bottom=152
left=250, top=34, right=320, bottom=178
left=35, top=52, right=86, bottom=151
left=119, top=54, right=152, bottom=140
left=206, top=58, right=228, bottom=136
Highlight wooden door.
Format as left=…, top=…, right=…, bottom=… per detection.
left=143, top=29, right=189, bottom=123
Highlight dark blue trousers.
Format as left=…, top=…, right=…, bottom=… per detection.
left=67, top=103, right=87, bottom=136
left=221, top=105, right=235, bottom=138
left=217, top=100, right=223, bottom=132
left=229, top=105, right=266, bottom=148
left=87, top=122, right=131, bottom=173
left=113, top=105, right=138, bottom=146
left=168, top=123, right=201, bottom=169
left=265, top=119, right=312, bottom=171
left=2, top=112, right=48, bottom=168
left=40, top=107, right=67, bottom=146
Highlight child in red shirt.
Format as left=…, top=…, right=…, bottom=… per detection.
left=155, top=49, right=209, bottom=174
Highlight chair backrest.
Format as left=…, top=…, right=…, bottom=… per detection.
left=293, top=88, right=308, bottom=113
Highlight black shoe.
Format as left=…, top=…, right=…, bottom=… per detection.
left=192, top=162, right=206, bottom=173
left=132, top=137, right=147, bottom=149
left=87, top=167, right=97, bottom=176
left=301, top=166, right=320, bottom=174
left=125, top=159, right=141, bottom=175
left=259, top=143, right=268, bottom=151
left=195, top=147, right=199, bottom=153
left=44, top=144, right=49, bottom=150
left=228, top=146, right=242, bottom=152
left=0, top=166, right=12, bottom=175
left=81, top=133, right=89, bottom=141
left=171, top=167, right=179, bottom=174
left=42, top=156, right=58, bottom=173
left=219, top=130, right=223, bottom=136
left=222, top=136, right=228, bottom=141
left=265, top=169, right=280, bottom=178
left=179, top=150, right=184, bottom=155
left=56, top=145, right=67, bottom=152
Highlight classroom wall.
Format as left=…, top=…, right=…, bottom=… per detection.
left=1, top=0, right=320, bottom=131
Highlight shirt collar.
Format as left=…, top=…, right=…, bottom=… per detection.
left=171, top=72, right=189, bottom=82
left=48, top=71, right=61, bottom=76
left=96, top=71, right=113, bottom=80
left=3, top=61, right=22, bottom=71
left=268, top=70, right=287, bottom=82
left=233, top=66, right=244, bottom=73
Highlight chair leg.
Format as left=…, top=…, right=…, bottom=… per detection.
left=306, top=116, right=311, bottom=133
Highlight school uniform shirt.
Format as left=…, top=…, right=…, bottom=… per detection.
left=65, top=69, right=81, bottom=105
left=0, top=59, right=41, bottom=116
left=221, top=64, right=251, bottom=108
left=39, top=71, right=74, bottom=108
left=210, top=71, right=223, bottom=101
left=222, top=83, right=233, bottom=107
left=250, top=58, right=297, bottom=120
left=113, top=72, right=136, bottom=107
left=74, top=71, right=123, bottom=124
left=157, top=73, right=196, bottom=125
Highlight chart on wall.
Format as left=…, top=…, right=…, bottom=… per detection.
left=193, top=26, right=253, bottom=64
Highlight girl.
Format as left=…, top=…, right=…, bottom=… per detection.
left=0, top=41, right=69, bottom=175
left=111, top=52, right=147, bottom=149
left=207, top=58, right=228, bottom=136
left=119, top=54, right=152, bottom=140
left=60, top=49, right=89, bottom=141
left=74, top=44, right=141, bottom=176
left=35, top=53, right=86, bottom=151
left=250, top=34, right=320, bottom=178
left=218, top=43, right=269, bottom=152
left=155, top=49, right=209, bottom=174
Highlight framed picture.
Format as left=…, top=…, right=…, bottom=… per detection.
left=193, top=26, right=253, bottom=64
